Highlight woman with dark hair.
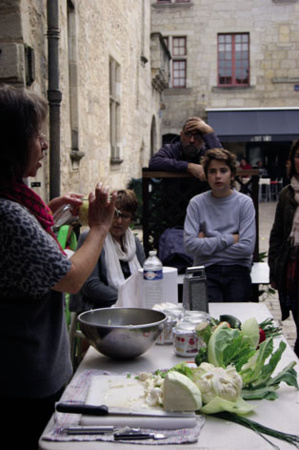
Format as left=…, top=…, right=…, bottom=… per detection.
left=269, top=139, right=299, bottom=357
left=184, top=148, right=256, bottom=302
left=70, top=189, right=145, bottom=312
left=0, top=84, right=116, bottom=448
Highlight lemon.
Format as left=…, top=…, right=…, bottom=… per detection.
left=78, top=200, right=89, bottom=226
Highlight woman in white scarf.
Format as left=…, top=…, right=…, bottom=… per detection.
left=269, top=140, right=299, bottom=357
left=70, top=189, right=145, bottom=313
left=104, top=205, right=141, bottom=289
left=104, top=189, right=145, bottom=288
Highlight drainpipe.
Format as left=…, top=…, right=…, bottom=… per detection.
left=47, top=0, right=61, bottom=199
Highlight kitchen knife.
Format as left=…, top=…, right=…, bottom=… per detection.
left=114, top=432, right=167, bottom=440
left=61, top=425, right=115, bottom=435
left=56, top=402, right=195, bottom=418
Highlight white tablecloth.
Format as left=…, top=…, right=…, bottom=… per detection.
left=39, top=302, right=299, bottom=450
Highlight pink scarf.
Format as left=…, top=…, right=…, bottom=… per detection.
left=0, top=178, right=66, bottom=254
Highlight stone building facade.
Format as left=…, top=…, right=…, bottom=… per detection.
left=2, top=0, right=299, bottom=199
left=151, top=0, right=299, bottom=175
left=0, top=0, right=170, bottom=201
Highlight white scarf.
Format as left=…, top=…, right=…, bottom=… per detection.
left=104, top=229, right=141, bottom=288
left=290, top=176, right=299, bottom=246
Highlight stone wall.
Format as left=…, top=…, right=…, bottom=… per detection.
left=151, top=0, right=299, bottom=136
left=0, top=0, right=165, bottom=201
left=58, top=0, right=161, bottom=197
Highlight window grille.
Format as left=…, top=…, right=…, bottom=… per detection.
left=218, top=33, right=249, bottom=87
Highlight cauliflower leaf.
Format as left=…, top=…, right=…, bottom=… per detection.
left=200, top=395, right=254, bottom=415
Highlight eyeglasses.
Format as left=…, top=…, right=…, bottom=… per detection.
left=183, top=131, right=202, bottom=140
left=114, top=208, right=132, bottom=221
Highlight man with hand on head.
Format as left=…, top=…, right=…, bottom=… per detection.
left=149, top=116, right=222, bottom=181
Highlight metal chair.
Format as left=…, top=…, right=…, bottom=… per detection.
left=259, top=178, right=271, bottom=202
left=270, top=178, right=283, bottom=201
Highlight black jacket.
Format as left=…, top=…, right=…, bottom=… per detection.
left=268, top=184, right=297, bottom=319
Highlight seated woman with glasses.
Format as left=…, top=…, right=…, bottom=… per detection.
left=70, top=189, right=145, bottom=312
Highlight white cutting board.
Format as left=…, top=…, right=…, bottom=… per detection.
left=80, top=375, right=197, bottom=429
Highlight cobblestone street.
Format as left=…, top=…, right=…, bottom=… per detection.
left=258, top=201, right=297, bottom=351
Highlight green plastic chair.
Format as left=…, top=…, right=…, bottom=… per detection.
left=57, top=225, right=78, bottom=251
left=57, top=225, right=85, bottom=368
left=57, top=224, right=78, bottom=329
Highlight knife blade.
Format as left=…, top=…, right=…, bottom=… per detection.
left=56, top=402, right=195, bottom=418
left=61, top=425, right=115, bottom=435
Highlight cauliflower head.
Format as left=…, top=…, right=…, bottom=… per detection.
left=193, top=362, right=243, bottom=404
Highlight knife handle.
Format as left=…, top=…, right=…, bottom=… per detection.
left=56, top=403, right=109, bottom=416
left=114, top=433, right=155, bottom=440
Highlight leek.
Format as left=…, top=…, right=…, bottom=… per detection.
left=214, top=411, right=299, bottom=448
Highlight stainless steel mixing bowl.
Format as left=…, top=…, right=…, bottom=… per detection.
left=78, top=307, right=167, bottom=359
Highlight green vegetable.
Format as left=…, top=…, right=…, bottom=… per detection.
left=219, top=314, right=242, bottom=329
left=239, top=338, right=298, bottom=399
left=200, top=395, right=254, bottom=415
left=207, top=322, right=255, bottom=370
left=195, top=346, right=208, bottom=366
left=195, top=320, right=213, bottom=346
left=241, top=338, right=299, bottom=400
left=241, top=386, right=279, bottom=401
left=163, top=371, right=202, bottom=411
left=195, top=315, right=298, bottom=402
left=268, top=361, right=298, bottom=389
left=241, top=317, right=260, bottom=350
left=213, top=411, right=299, bottom=448
left=155, top=362, right=193, bottom=380
left=153, top=313, right=299, bottom=443
left=259, top=318, right=282, bottom=339
left=241, top=338, right=280, bottom=386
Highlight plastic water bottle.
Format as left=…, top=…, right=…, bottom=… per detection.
left=143, top=250, right=163, bottom=308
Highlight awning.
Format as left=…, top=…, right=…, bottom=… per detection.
left=206, top=108, right=299, bottom=142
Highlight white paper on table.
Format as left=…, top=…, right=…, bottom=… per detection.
left=115, top=267, right=178, bottom=308
left=114, top=272, right=145, bottom=308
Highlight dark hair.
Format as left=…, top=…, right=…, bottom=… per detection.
left=182, top=116, right=200, bottom=131
left=202, top=148, right=237, bottom=188
left=288, top=139, right=299, bottom=179
left=0, top=84, right=48, bottom=179
left=115, top=189, right=138, bottom=217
